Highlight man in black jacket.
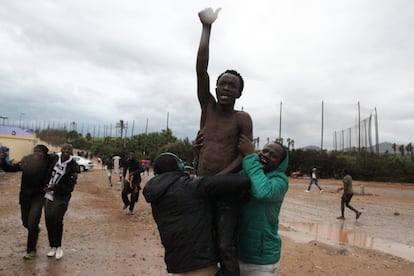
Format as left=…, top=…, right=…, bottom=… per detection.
left=44, top=143, right=79, bottom=260
left=0, top=144, right=54, bottom=260
left=122, top=151, right=144, bottom=214
left=143, top=152, right=250, bottom=275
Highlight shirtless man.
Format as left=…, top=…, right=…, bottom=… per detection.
left=196, top=8, right=253, bottom=275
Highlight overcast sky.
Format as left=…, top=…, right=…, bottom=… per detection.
left=1, top=0, right=413, bottom=149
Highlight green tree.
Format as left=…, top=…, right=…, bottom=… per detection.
left=406, top=143, right=413, bottom=159
left=392, top=143, right=397, bottom=155
left=399, top=144, right=405, bottom=156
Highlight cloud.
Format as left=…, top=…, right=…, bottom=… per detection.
left=1, top=0, right=413, bottom=149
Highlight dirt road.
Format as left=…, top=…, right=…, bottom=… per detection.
left=1, top=167, right=414, bottom=275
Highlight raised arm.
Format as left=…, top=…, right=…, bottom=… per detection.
left=196, top=8, right=221, bottom=107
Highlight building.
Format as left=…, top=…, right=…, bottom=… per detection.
left=0, top=126, right=37, bottom=162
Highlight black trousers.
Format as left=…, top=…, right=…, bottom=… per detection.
left=44, top=197, right=69, bottom=248
left=122, top=184, right=140, bottom=211
left=20, top=194, right=44, bottom=253
left=215, top=200, right=242, bottom=276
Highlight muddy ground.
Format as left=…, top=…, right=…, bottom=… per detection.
left=1, top=166, right=414, bottom=276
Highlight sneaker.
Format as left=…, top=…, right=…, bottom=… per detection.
left=23, top=251, right=36, bottom=260
left=320, top=189, right=324, bottom=193
left=336, top=216, right=345, bottom=220
left=47, top=247, right=56, bottom=257
left=123, top=205, right=128, bottom=210
left=55, top=247, right=64, bottom=260
left=128, top=209, right=134, bottom=215
left=305, top=190, right=310, bottom=192
left=356, top=212, right=362, bottom=220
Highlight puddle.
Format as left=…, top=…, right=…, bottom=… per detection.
left=281, top=221, right=414, bottom=263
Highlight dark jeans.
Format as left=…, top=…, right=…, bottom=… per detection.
left=20, top=194, right=44, bottom=253
left=307, top=178, right=323, bottom=191
left=44, top=197, right=69, bottom=247
left=122, top=184, right=140, bottom=211
left=215, top=200, right=242, bottom=276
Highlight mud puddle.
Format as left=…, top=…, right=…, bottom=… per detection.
left=280, top=221, right=414, bottom=263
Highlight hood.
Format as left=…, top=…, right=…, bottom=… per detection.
left=276, top=150, right=289, bottom=174
left=143, top=171, right=185, bottom=203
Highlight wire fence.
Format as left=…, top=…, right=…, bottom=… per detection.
left=332, top=108, right=379, bottom=154
left=2, top=102, right=380, bottom=153
left=1, top=120, right=137, bottom=139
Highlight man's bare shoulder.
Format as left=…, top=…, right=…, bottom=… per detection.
left=235, top=110, right=253, bottom=135
left=235, top=110, right=252, bottom=119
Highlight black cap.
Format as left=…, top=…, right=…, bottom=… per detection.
left=34, top=144, right=49, bottom=154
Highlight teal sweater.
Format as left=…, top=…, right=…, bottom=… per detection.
left=238, top=152, right=289, bottom=265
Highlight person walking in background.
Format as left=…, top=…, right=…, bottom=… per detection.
left=44, top=143, right=79, bottom=260
left=238, top=135, right=289, bottom=276
left=196, top=7, right=253, bottom=275
left=96, top=157, right=103, bottom=170
left=306, top=167, right=323, bottom=193
left=119, top=155, right=126, bottom=184
left=337, top=169, right=362, bottom=220
left=144, top=159, right=151, bottom=176
left=122, top=151, right=144, bottom=214
left=112, top=155, right=121, bottom=176
left=0, top=144, right=54, bottom=260
left=104, top=157, right=114, bottom=186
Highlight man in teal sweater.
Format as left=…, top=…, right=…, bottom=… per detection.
left=237, top=134, right=289, bottom=276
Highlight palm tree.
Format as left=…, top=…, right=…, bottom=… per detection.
left=406, top=143, right=413, bottom=159
left=392, top=143, right=397, bottom=155
left=398, top=144, right=405, bottom=156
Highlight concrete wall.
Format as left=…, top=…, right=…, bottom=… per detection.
left=0, top=135, right=38, bottom=162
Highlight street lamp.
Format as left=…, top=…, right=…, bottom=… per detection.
left=19, top=113, right=25, bottom=128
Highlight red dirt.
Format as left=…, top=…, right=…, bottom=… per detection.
left=1, top=167, right=413, bottom=276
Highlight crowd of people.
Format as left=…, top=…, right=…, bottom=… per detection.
left=0, top=7, right=362, bottom=276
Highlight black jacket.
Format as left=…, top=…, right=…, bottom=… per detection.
left=46, top=155, right=79, bottom=201
left=143, top=171, right=250, bottom=273
left=20, top=154, right=55, bottom=202
left=1, top=154, right=54, bottom=202
left=123, top=157, right=144, bottom=187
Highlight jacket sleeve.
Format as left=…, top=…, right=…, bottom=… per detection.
left=242, top=153, right=288, bottom=201
left=202, top=174, right=250, bottom=198
left=0, top=158, right=21, bottom=172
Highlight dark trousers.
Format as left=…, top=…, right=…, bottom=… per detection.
left=122, top=184, right=140, bottom=211
left=20, top=194, right=44, bottom=253
left=307, top=178, right=323, bottom=191
left=341, top=193, right=358, bottom=216
left=44, top=197, right=69, bottom=247
left=215, top=200, right=242, bottom=276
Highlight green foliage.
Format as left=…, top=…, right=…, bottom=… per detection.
left=159, top=137, right=194, bottom=165
left=36, top=127, right=414, bottom=183
left=380, top=155, right=414, bottom=182
left=71, top=129, right=190, bottom=163
left=36, top=129, right=67, bottom=146
left=288, top=149, right=414, bottom=183
left=37, top=128, right=91, bottom=150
